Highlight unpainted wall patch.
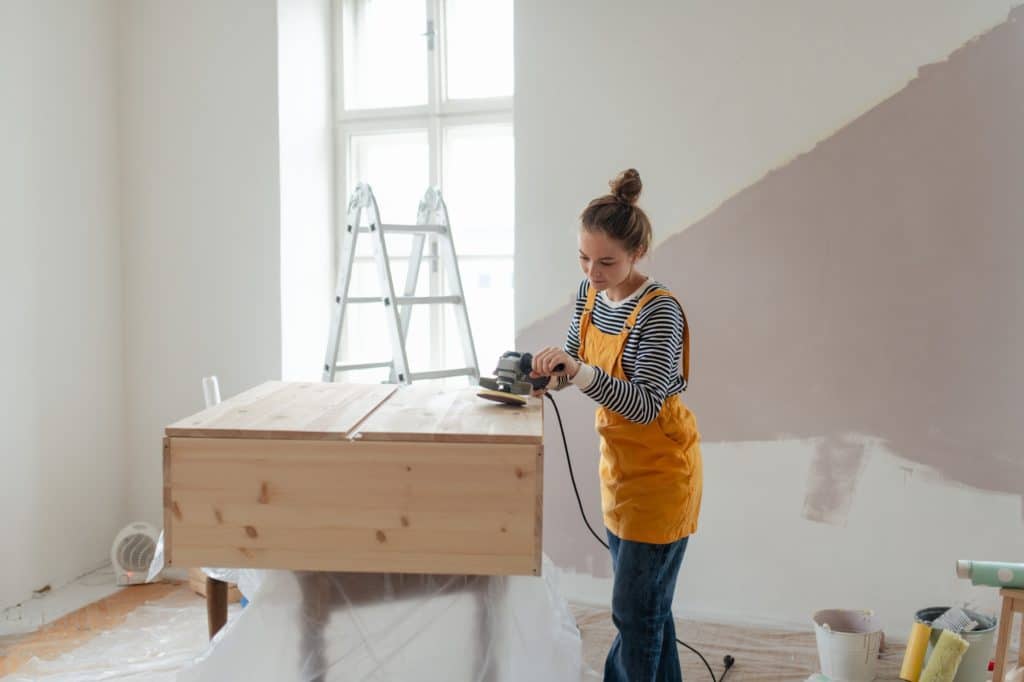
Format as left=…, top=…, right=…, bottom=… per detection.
left=802, top=435, right=870, bottom=526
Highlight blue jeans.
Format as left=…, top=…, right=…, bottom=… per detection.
left=604, top=529, right=689, bottom=682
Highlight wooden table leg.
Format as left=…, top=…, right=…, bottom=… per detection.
left=994, top=594, right=1016, bottom=682
left=206, top=576, right=229, bottom=640
left=474, top=577, right=499, bottom=682
left=298, top=572, right=332, bottom=682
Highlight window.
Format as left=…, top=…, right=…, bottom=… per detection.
left=334, top=0, right=514, bottom=383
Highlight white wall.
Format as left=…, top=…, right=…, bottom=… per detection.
left=515, top=0, right=1021, bottom=331
left=0, top=0, right=127, bottom=608
left=278, top=0, right=335, bottom=382
left=118, top=0, right=283, bottom=524
left=1, top=0, right=322, bottom=608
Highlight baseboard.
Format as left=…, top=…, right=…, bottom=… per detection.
left=0, top=563, right=120, bottom=637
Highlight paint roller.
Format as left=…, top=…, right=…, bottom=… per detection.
left=956, top=560, right=1024, bottom=589
left=900, top=622, right=933, bottom=682
left=918, top=629, right=969, bottom=682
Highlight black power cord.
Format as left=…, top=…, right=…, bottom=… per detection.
left=544, top=393, right=736, bottom=682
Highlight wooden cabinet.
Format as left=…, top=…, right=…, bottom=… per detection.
left=163, top=381, right=544, bottom=576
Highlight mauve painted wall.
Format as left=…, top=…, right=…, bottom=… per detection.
left=520, top=9, right=1024, bottom=574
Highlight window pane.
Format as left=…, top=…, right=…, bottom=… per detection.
left=339, top=258, right=434, bottom=381
left=444, top=0, right=513, bottom=99
left=343, top=0, right=428, bottom=109
left=442, top=123, right=513, bottom=256
left=349, top=131, right=429, bottom=257
left=445, top=257, right=514, bottom=377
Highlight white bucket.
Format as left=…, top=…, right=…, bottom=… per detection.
left=812, top=609, right=884, bottom=681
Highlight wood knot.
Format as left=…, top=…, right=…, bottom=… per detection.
left=500, top=526, right=508, bottom=534
left=375, top=530, right=387, bottom=543
left=245, top=525, right=259, bottom=538
left=405, top=465, right=412, bottom=472
left=172, top=501, right=183, bottom=520
left=214, top=508, right=224, bottom=523
left=400, top=515, right=410, bottom=527
left=515, top=468, right=524, bottom=479
left=258, top=482, right=270, bottom=504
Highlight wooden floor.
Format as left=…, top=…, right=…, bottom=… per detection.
left=0, top=582, right=183, bottom=677
left=1, top=583, right=1017, bottom=680
left=572, top=603, right=907, bottom=681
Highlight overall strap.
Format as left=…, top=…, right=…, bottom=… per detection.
left=583, top=284, right=598, bottom=315
left=623, top=289, right=690, bottom=387
left=577, top=284, right=599, bottom=360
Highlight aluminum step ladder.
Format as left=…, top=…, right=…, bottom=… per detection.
left=322, top=183, right=479, bottom=385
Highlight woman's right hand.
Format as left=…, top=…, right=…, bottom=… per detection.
left=530, top=347, right=578, bottom=379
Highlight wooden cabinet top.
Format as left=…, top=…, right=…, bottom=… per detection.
left=165, top=381, right=543, bottom=445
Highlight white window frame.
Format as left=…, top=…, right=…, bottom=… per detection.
left=331, top=0, right=514, bottom=373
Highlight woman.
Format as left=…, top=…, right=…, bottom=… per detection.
left=530, top=168, right=703, bottom=682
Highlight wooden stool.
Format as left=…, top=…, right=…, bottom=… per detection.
left=993, top=588, right=1024, bottom=681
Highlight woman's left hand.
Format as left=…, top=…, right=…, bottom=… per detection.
left=530, top=347, right=578, bottom=379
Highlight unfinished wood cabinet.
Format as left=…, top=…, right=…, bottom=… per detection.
left=163, top=381, right=544, bottom=576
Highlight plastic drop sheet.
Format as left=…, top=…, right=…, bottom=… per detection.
left=3, top=595, right=229, bottom=681
left=178, top=555, right=594, bottom=682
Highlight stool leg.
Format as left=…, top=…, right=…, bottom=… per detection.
left=994, top=596, right=1014, bottom=681
left=1017, top=602, right=1024, bottom=667
left=207, top=576, right=229, bottom=640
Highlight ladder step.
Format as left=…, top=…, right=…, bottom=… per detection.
left=334, top=364, right=477, bottom=380
left=334, top=361, right=392, bottom=372
left=399, top=295, right=462, bottom=305
left=408, top=367, right=478, bottom=381
left=358, top=224, right=447, bottom=235
left=383, top=223, right=447, bottom=234
left=346, top=295, right=462, bottom=305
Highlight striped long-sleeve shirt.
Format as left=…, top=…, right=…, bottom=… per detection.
left=556, top=277, right=686, bottom=425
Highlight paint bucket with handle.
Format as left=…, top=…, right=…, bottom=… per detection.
left=914, top=607, right=997, bottom=682
left=812, top=609, right=884, bottom=681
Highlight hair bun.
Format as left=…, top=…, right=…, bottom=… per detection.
left=609, top=168, right=642, bottom=206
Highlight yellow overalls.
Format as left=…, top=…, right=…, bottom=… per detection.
left=578, top=286, right=703, bottom=544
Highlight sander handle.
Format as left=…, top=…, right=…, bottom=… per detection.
left=520, top=352, right=566, bottom=390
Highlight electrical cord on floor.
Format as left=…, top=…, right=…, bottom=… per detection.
left=544, top=393, right=736, bottom=682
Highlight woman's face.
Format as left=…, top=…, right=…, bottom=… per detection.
left=578, top=229, right=637, bottom=292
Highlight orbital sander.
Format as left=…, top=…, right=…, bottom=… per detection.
left=477, top=351, right=565, bottom=406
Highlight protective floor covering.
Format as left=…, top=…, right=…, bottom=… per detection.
left=3, top=585, right=1020, bottom=681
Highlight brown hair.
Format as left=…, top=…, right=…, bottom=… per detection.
left=580, top=168, right=652, bottom=257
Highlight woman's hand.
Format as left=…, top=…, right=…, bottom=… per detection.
left=530, top=347, right=579, bottom=380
